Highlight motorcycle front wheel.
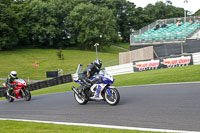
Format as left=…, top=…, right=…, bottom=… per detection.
left=104, top=88, right=120, bottom=105
left=74, top=93, right=88, bottom=105
left=23, top=89, right=31, bottom=101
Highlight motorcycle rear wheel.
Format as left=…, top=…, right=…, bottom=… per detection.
left=74, top=93, right=88, bottom=105
left=104, top=88, right=120, bottom=105
left=4, top=91, right=14, bottom=102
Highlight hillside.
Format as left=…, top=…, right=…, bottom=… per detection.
left=0, top=45, right=128, bottom=80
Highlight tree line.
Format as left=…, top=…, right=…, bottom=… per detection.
left=0, top=0, right=189, bottom=50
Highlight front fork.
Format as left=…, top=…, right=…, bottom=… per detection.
left=20, top=88, right=26, bottom=97
left=106, top=87, right=112, bottom=96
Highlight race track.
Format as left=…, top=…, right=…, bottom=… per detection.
left=0, top=82, right=200, bottom=132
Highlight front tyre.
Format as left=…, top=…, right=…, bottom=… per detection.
left=104, top=88, right=120, bottom=105
left=23, top=89, right=31, bottom=101
left=74, top=93, right=88, bottom=105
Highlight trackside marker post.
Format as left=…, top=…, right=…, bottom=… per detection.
left=33, top=61, right=39, bottom=73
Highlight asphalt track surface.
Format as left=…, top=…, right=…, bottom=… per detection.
left=0, top=82, right=200, bottom=132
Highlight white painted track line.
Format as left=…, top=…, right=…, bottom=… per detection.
left=0, top=118, right=199, bottom=133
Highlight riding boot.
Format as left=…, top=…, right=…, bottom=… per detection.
left=81, top=87, right=86, bottom=97
left=78, top=86, right=86, bottom=97
left=8, top=89, right=13, bottom=96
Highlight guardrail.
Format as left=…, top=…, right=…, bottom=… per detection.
left=0, top=74, right=72, bottom=98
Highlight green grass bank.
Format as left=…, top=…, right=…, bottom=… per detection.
left=0, top=120, right=163, bottom=133
left=0, top=46, right=127, bottom=80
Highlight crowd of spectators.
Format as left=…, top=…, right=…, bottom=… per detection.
left=134, top=16, right=200, bottom=43
left=154, top=17, right=199, bottom=30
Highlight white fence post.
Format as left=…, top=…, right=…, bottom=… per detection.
left=192, top=52, right=200, bottom=65
left=105, top=63, right=134, bottom=76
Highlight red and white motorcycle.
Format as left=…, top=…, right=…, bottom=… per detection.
left=3, top=78, right=31, bottom=102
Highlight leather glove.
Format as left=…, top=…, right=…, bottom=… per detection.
left=14, top=83, right=18, bottom=87
left=92, top=79, right=99, bottom=84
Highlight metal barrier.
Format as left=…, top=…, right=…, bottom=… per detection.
left=0, top=87, right=5, bottom=97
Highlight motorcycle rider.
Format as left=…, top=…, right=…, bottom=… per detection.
left=6, top=71, right=18, bottom=96
left=79, top=58, right=102, bottom=98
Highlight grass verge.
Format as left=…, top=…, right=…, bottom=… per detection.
left=114, top=64, right=200, bottom=86
left=0, top=120, right=163, bottom=133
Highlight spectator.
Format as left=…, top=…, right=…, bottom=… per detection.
left=189, top=18, right=194, bottom=24
left=195, top=17, right=200, bottom=24
left=154, top=23, right=160, bottom=30
left=161, top=21, right=168, bottom=28
left=176, top=19, right=182, bottom=26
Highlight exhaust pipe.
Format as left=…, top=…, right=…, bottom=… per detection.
left=72, top=86, right=87, bottom=100
left=72, top=86, right=79, bottom=95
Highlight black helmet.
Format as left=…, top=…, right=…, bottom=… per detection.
left=94, top=59, right=102, bottom=70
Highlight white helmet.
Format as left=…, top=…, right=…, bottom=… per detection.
left=10, top=71, right=17, bottom=79
left=94, top=59, right=102, bottom=70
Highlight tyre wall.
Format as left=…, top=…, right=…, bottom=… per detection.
left=0, top=74, right=72, bottom=98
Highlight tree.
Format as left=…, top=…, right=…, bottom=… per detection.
left=93, top=0, right=138, bottom=42
left=143, top=1, right=184, bottom=24
left=26, top=0, right=58, bottom=47
left=194, top=9, right=200, bottom=16
left=0, top=0, right=19, bottom=50
left=67, top=3, right=118, bottom=50
left=0, top=0, right=188, bottom=50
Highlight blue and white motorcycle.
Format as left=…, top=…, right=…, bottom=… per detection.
left=72, top=70, right=120, bottom=105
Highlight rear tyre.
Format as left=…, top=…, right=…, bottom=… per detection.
left=74, top=93, right=88, bottom=105
left=23, top=89, right=31, bottom=101
left=104, top=88, right=120, bottom=105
